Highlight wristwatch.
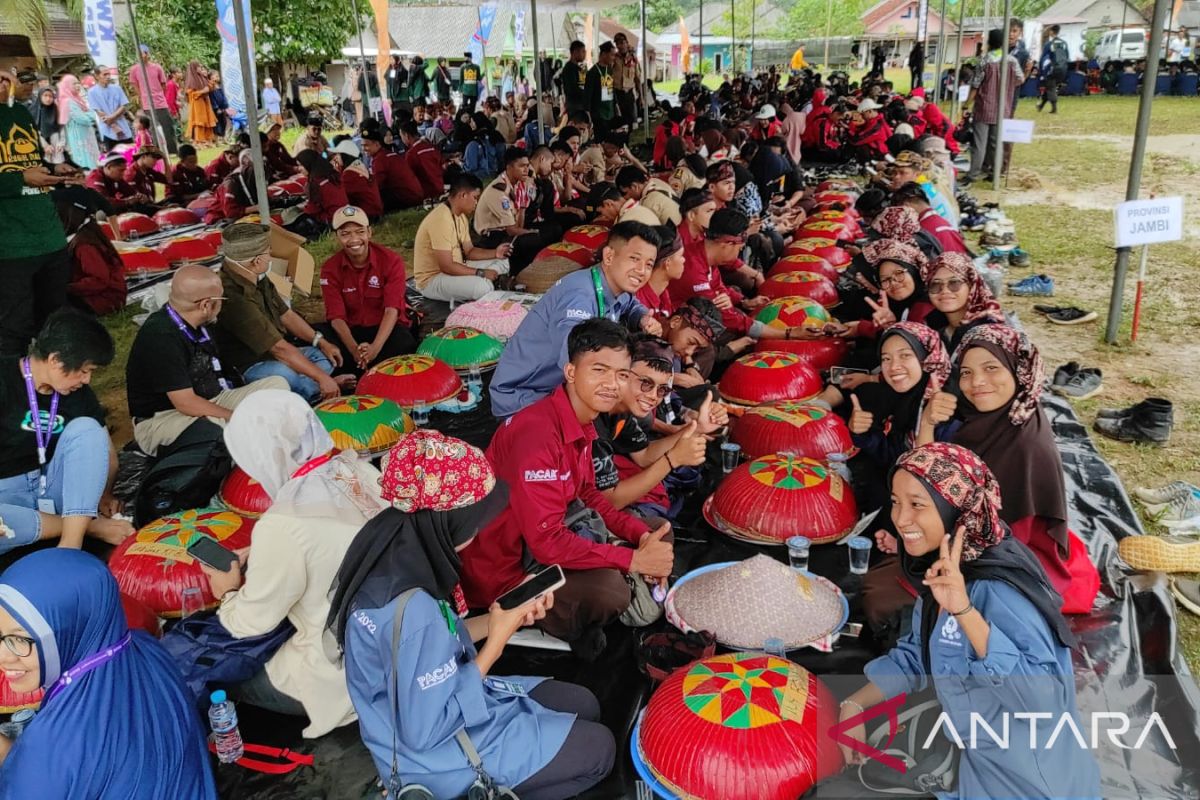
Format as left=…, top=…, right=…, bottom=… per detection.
left=311, top=332, right=324, bottom=347
left=475, top=268, right=486, bottom=278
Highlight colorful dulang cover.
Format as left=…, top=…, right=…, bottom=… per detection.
left=666, top=556, right=849, bottom=651
left=357, top=355, right=463, bottom=409
left=717, top=351, right=821, bottom=406
left=445, top=299, right=528, bottom=341
left=731, top=401, right=855, bottom=461
left=533, top=240, right=595, bottom=269
left=153, top=207, right=201, bottom=229
left=759, top=271, right=839, bottom=307
left=107, top=508, right=255, bottom=617
left=754, top=298, right=830, bottom=331
left=795, top=219, right=856, bottom=242
left=562, top=224, right=609, bottom=256
left=115, top=243, right=170, bottom=274
left=782, top=237, right=850, bottom=268
left=704, top=454, right=858, bottom=544
left=635, top=651, right=843, bottom=800
left=217, top=466, right=273, bottom=518
left=314, top=394, right=414, bottom=456
left=752, top=336, right=849, bottom=371
left=767, top=253, right=840, bottom=283
left=417, top=326, right=505, bottom=370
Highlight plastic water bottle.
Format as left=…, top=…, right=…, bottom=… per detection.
left=208, top=690, right=245, bottom=763
left=0, top=708, right=34, bottom=740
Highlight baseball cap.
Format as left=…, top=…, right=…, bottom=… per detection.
left=101, top=151, right=126, bottom=167
left=755, top=104, right=777, bottom=120
left=857, top=98, right=882, bottom=112
left=332, top=139, right=360, bottom=158
left=331, top=205, right=368, bottom=230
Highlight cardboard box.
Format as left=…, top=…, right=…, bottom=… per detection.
left=265, top=223, right=315, bottom=298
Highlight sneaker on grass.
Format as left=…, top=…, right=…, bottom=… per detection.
left=1053, top=368, right=1102, bottom=400
left=1008, top=274, right=1055, bottom=297
left=1046, top=307, right=1098, bottom=325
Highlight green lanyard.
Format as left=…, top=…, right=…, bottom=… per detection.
left=438, top=599, right=458, bottom=636
left=591, top=267, right=606, bottom=318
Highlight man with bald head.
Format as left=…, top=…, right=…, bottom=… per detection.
left=125, top=264, right=287, bottom=455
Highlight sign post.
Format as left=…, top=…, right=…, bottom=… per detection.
left=1113, top=196, right=1184, bottom=342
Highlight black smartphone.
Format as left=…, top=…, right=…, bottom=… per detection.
left=187, top=535, right=238, bottom=573
left=497, top=565, right=566, bottom=610
left=830, top=366, right=871, bottom=384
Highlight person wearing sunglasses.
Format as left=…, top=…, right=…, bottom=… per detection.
left=920, top=252, right=1004, bottom=352
left=0, top=549, right=217, bottom=797
left=591, top=335, right=727, bottom=518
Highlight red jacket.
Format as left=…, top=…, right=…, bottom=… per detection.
left=847, top=115, right=892, bottom=159
left=405, top=139, right=444, bottom=200
left=652, top=120, right=680, bottom=167
left=459, top=386, right=650, bottom=606
left=205, top=156, right=236, bottom=184
left=635, top=282, right=674, bottom=322
left=801, top=106, right=830, bottom=149
left=68, top=236, right=126, bottom=315
left=318, top=242, right=409, bottom=328
left=339, top=167, right=384, bottom=219
left=370, top=150, right=423, bottom=210
left=921, top=103, right=961, bottom=155
left=668, top=237, right=752, bottom=336
left=124, top=164, right=167, bottom=200
left=264, top=140, right=299, bottom=181
left=212, top=179, right=249, bottom=224
left=85, top=168, right=142, bottom=211
left=166, top=163, right=211, bottom=203
left=919, top=209, right=968, bottom=254
left=303, top=176, right=350, bottom=223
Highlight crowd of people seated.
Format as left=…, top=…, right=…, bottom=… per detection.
left=0, top=28, right=1107, bottom=800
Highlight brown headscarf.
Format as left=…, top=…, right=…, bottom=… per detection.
left=870, top=206, right=921, bottom=242
left=184, top=61, right=208, bottom=92
left=951, top=324, right=1068, bottom=557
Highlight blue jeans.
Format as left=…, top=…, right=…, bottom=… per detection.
left=0, top=417, right=109, bottom=553
left=242, top=346, right=332, bottom=403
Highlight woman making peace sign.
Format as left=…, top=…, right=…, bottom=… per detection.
left=839, top=443, right=1100, bottom=800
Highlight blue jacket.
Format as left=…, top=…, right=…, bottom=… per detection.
left=865, top=580, right=1101, bottom=800
left=345, top=590, right=574, bottom=797
left=490, top=267, right=648, bottom=417
left=464, top=140, right=502, bottom=179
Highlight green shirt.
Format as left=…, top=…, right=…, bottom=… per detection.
left=212, top=266, right=290, bottom=372
left=0, top=104, right=67, bottom=259
left=459, top=62, right=480, bottom=97
left=586, top=65, right=615, bottom=121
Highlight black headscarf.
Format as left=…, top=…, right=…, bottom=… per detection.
left=855, top=322, right=950, bottom=461
left=30, top=87, right=60, bottom=141
left=327, top=482, right=509, bottom=649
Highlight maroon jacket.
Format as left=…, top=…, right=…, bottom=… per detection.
left=405, top=139, right=444, bottom=200
left=370, top=150, right=423, bottom=210
left=86, top=168, right=143, bottom=211
left=339, top=167, right=384, bottom=219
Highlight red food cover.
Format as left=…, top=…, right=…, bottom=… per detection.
left=768, top=254, right=840, bottom=283
left=783, top=238, right=851, bottom=268
left=718, top=351, right=822, bottom=406
left=121, top=592, right=162, bottom=638
left=117, top=246, right=171, bottom=274
left=563, top=224, right=609, bottom=256
left=219, top=466, right=273, bottom=519
left=153, top=207, right=201, bottom=229
left=753, top=336, right=849, bottom=371
left=0, top=680, right=42, bottom=714
left=637, top=652, right=842, bottom=800
left=357, top=355, right=464, bottom=409
left=706, top=454, right=859, bottom=544
left=759, top=272, right=840, bottom=307
left=116, top=212, right=159, bottom=239
left=795, top=220, right=855, bottom=242
left=157, top=235, right=219, bottom=264
left=533, top=241, right=595, bottom=269
left=731, top=401, right=855, bottom=460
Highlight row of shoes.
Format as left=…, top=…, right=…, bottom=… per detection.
left=1118, top=480, right=1200, bottom=615
left=1032, top=303, right=1097, bottom=325
left=1134, top=481, right=1200, bottom=527
left=1052, top=362, right=1103, bottom=399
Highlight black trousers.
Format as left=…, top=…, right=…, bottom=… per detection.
left=0, top=248, right=69, bottom=356
left=615, top=89, right=637, bottom=130
left=461, top=95, right=478, bottom=115
left=316, top=322, right=416, bottom=376
left=1040, top=77, right=1060, bottom=110
left=512, top=681, right=615, bottom=800
left=480, top=222, right=562, bottom=276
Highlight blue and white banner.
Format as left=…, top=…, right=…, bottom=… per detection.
left=83, top=0, right=117, bottom=68
left=514, top=10, right=527, bottom=60
left=469, top=3, right=499, bottom=63
left=215, top=0, right=254, bottom=117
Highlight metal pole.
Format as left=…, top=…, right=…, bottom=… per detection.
left=230, top=0, right=270, bottom=219
left=699, top=2, right=704, bottom=77
left=125, top=0, right=168, bottom=163
left=990, top=0, right=1013, bottom=193
left=1105, top=0, right=1170, bottom=344
left=642, top=0, right=651, bottom=142
left=731, top=0, right=736, bottom=74
left=949, top=0, right=966, bottom=118
left=935, top=0, right=948, bottom=100
left=823, top=0, right=833, bottom=68
left=531, top=0, right=544, bottom=146
left=349, top=0, right=374, bottom=123
left=479, top=6, right=487, bottom=99
left=751, top=0, right=756, bottom=70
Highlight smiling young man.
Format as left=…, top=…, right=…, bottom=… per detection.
left=460, top=319, right=674, bottom=658
left=316, top=207, right=414, bottom=376
left=490, top=220, right=665, bottom=417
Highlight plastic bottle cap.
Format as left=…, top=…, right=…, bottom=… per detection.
left=210, top=689, right=227, bottom=704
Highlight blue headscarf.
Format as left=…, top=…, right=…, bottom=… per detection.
left=0, top=550, right=216, bottom=799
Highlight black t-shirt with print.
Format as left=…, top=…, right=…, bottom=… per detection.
left=0, top=356, right=106, bottom=479
left=591, top=412, right=650, bottom=491
left=126, top=308, right=243, bottom=420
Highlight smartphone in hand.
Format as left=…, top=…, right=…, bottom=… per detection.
left=186, top=536, right=238, bottom=573
left=496, top=565, right=566, bottom=610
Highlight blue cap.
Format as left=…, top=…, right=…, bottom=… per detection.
left=210, top=689, right=227, bottom=704
left=139, top=44, right=150, bottom=54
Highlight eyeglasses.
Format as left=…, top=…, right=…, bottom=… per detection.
left=1, top=633, right=36, bottom=658
left=631, top=372, right=673, bottom=398
left=927, top=278, right=967, bottom=294
left=878, top=273, right=910, bottom=287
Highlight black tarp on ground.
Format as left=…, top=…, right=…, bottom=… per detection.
left=212, top=393, right=1200, bottom=800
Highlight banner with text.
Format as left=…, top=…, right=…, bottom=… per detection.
left=215, top=0, right=254, bottom=117
left=83, top=0, right=118, bottom=69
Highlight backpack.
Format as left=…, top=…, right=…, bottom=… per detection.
left=1050, top=39, right=1070, bottom=79
left=857, top=696, right=959, bottom=795
left=159, top=613, right=295, bottom=706
left=133, top=420, right=233, bottom=527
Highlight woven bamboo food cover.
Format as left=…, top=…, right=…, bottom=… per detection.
left=717, top=351, right=822, bottom=406
left=314, top=394, right=413, bottom=456
left=218, top=465, right=272, bottom=518
left=753, top=336, right=849, bottom=371
left=445, top=300, right=528, bottom=341
left=357, top=355, right=463, bottom=409
left=783, top=238, right=850, bottom=268
left=670, top=555, right=847, bottom=649
left=108, top=508, right=255, bottom=617
left=755, top=298, right=830, bottom=331
left=759, top=272, right=839, bottom=307
left=416, top=326, right=505, bottom=370
left=704, top=454, right=858, bottom=544
left=767, top=253, right=840, bottom=283
left=731, top=401, right=854, bottom=460
left=637, top=650, right=842, bottom=800
left=516, top=255, right=586, bottom=293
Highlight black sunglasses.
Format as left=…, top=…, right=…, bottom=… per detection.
left=631, top=372, right=673, bottom=399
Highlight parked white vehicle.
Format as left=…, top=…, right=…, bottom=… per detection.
left=1095, top=27, right=1147, bottom=64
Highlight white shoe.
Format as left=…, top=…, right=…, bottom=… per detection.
left=1145, top=493, right=1200, bottom=523
left=1134, top=481, right=1200, bottom=505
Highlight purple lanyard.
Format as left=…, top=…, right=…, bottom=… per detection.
left=21, top=358, right=59, bottom=493
left=44, top=632, right=132, bottom=704
left=165, top=305, right=231, bottom=391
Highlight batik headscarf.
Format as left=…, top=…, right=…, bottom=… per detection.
left=952, top=323, right=1043, bottom=426
left=892, top=442, right=1075, bottom=672
left=861, top=238, right=929, bottom=319
left=854, top=322, right=950, bottom=460
left=923, top=252, right=1003, bottom=325
left=870, top=205, right=921, bottom=243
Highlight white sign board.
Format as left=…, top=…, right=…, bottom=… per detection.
left=957, top=84, right=970, bottom=102
left=1114, top=197, right=1185, bottom=248
left=1000, top=119, right=1034, bottom=144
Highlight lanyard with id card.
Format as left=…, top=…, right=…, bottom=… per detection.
left=600, top=70, right=613, bottom=103
left=21, top=358, right=60, bottom=513
left=166, top=304, right=232, bottom=391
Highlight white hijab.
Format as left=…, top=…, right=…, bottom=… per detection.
left=224, top=390, right=384, bottom=521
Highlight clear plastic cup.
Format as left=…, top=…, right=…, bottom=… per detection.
left=180, top=586, right=205, bottom=618
left=467, top=362, right=483, bottom=391
left=786, top=536, right=811, bottom=572
left=720, top=442, right=742, bottom=474
left=763, top=637, right=788, bottom=658
left=826, top=452, right=852, bottom=482
left=411, top=405, right=430, bottom=427
left=848, top=536, right=872, bottom=575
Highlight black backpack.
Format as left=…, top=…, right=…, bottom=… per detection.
left=134, top=420, right=234, bottom=527
left=1050, top=39, right=1070, bottom=79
